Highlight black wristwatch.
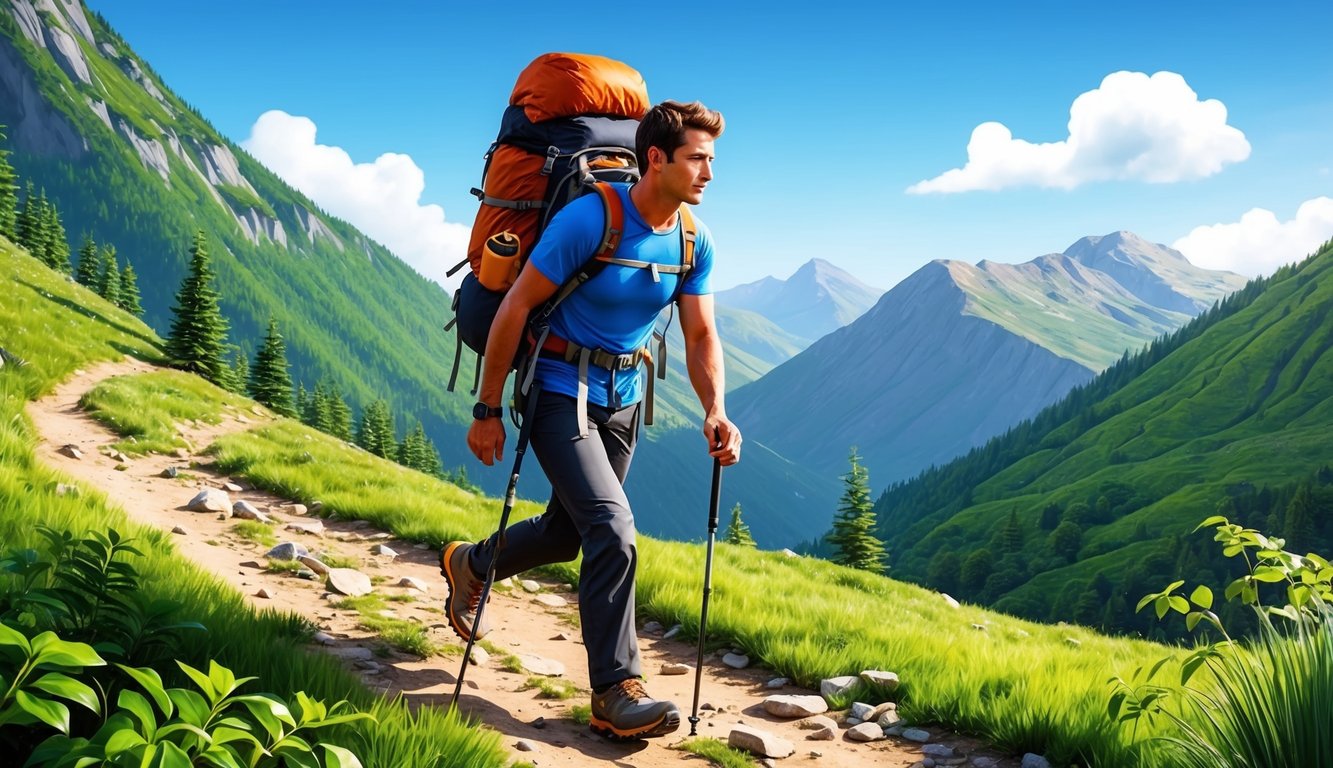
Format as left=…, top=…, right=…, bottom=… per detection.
left=472, top=402, right=503, bottom=420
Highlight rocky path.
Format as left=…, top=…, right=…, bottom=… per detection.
left=28, top=360, right=1020, bottom=768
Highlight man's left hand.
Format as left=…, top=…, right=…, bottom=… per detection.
left=704, top=415, right=741, bottom=466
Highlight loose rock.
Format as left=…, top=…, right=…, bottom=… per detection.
left=286, top=520, right=325, bottom=536
left=662, top=624, right=683, bottom=640
left=722, top=652, right=750, bottom=669
left=763, top=695, right=828, bottom=718
left=398, top=576, right=429, bottom=592
left=312, top=632, right=335, bottom=646
left=766, top=677, right=790, bottom=689
left=846, top=722, right=886, bottom=742
left=266, top=542, right=310, bottom=561
left=515, top=740, right=537, bottom=752
left=186, top=488, right=231, bottom=514
left=326, top=568, right=372, bottom=597
left=299, top=556, right=331, bottom=575
left=923, top=744, right=955, bottom=758
left=860, top=670, right=901, bottom=691
left=255, top=588, right=274, bottom=599
left=661, top=663, right=692, bottom=676
left=518, top=654, right=565, bottom=677
left=468, top=646, right=490, bottom=666
left=850, top=702, right=877, bottom=721
left=233, top=500, right=269, bottom=522
left=59, top=444, right=84, bottom=459
left=222, top=481, right=244, bottom=492
left=902, top=727, right=931, bottom=742
left=642, top=620, right=665, bottom=634
left=535, top=594, right=568, bottom=608
left=728, top=725, right=795, bottom=758
left=1021, top=755, right=1052, bottom=768
left=372, top=544, right=398, bottom=558
left=171, top=525, right=188, bottom=535
left=520, top=579, right=542, bottom=593
left=820, top=675, right=860, bottom=699
left=160, top=467, right=179, bottom=479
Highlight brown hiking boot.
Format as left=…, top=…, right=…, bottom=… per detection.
left=589, top=678, right=680, bottom=740
left=440, top=541, right=489, bottom=641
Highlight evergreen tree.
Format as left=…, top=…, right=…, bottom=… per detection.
left=295, top=384, right=309, bottom=420
left=28, top=189, right=52, bottom=265
left=118, top=261, right=143, bottom=316
left=827, top=448, right=885, bottom=573
left=97, top=247, right=121, bottom=306
left=397, top=421, right=442, bottom=476
left=926, top=550, right=962, bottom=594
left=356, top=399, right=395, bottom=458
left=75, top=236, right=100, bottom=287
left=1039, top=502, right=1062, bottom=531
left=327, top=386, right=353, bottom=441
left=225, top=347, right=249, bottom=396
left=166, top=230, right=229, bottom=384
left=14, top=181, right=36, bottom=252
left=304, top=381, right=328, bottom=426
left=1049, top=520, right=1083, bottom=562
left=248, top=317, right=297, bottom=417
left=0, top=126, right=17, bottom=240
left=960, top=548, right=992, bottom=595
left=723, top=503, right=757, bottom=547
left=42, top=200, right=70, bottom=272
left=999, top=508, right=1023, bottom=553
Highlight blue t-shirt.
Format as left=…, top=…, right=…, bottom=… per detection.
left=528, top=183, right=714, bottom=408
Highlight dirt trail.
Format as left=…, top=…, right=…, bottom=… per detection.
left=27, top=360, right=1017, bottom=768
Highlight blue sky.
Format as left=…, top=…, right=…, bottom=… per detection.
left=86, top=0, right=1333, bottom=293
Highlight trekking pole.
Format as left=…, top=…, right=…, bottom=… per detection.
left=450, top=383, right=541, bottom=709
left=688, top=429, right=724, bottom=736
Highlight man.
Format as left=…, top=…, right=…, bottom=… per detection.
left=444, top=99, right=742, bottom=741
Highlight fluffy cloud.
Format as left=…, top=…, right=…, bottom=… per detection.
left=242, top=110, right=470, bottom=288
left=908, top=71, right=1250, bottom=194
left=1173, top=197, right=1333, bottom=276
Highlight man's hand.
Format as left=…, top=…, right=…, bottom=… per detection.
left=468, top=417, right=506, bottom=466
left=704, top=414, right=741, bottom=466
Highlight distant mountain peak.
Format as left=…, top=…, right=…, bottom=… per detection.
left=717, top=259, right=882, bottom=342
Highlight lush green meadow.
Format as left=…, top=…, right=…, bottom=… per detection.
left=1, top=242, right=507, bottom=767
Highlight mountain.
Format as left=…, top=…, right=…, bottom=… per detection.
left=728, top=233, right=1248, bottom=489
left=872, top=238, right=1333, bottom=634
left=717, top=258, right=882, bottom=342
left=0, top=2, right=831, bottom=548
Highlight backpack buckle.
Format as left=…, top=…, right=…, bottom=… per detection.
left=541, top=146, right=559, bottom=175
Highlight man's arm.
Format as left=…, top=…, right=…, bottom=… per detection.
left=466, top=267, right=558, bottom=466
left=678, top=292, right=741, bottom=465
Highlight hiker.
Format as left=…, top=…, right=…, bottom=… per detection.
left=444, top=99, right=741, bottom=741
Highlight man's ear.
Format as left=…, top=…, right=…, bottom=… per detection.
left=646, top=145, right=667, bottom=170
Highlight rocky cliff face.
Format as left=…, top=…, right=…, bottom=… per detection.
left=729, top=233, right=1247, bottom=486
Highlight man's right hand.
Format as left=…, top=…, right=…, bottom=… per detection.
left=467, top=417, right=506, bottom=466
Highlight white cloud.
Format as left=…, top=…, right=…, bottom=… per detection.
left=242, top=110, right=470, bottom=288
left=908, top=71, right=1250, bottom=194
left=1173, top=197, right=1333, bottom=277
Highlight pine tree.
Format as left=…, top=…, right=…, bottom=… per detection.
left=118, top=261, right=143, bottom=316
left=75, top=236, right=100, bottom=287
left=304, top=381, right=327, bottom=426
left=248, top=317, right=296, bottom=417
left=42, top=200, right=70, bottom=272
left=397, top=421, right=442, bottom=476
left=723, top=503, right=756, bottom=547
left=166, top=230, right=229, bottom=384
left=28, top=189, right=52, bottom=265
left=327, top=387, right=353, bottom=441
left=15, top=181, right=36, bottom=252
left=222, top=347, right=249, bottom=395
left=0, top=126, right=17, bottom=240
left=827, top=447, right=885, bottom=573
left=999, top=508, right=1023, bottom=554
left=98, top=247, right=121, bottom=306
left=356, top=399, right=395, bottom=458
left=295, top=384, right=309, bottom=420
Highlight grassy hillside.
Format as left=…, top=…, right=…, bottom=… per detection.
left=873, top=238, right=1333, bottom=635
left=0, top=236, right=506, bottom=766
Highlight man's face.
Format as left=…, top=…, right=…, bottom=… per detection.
left=660, top=128, right=715, bottom=205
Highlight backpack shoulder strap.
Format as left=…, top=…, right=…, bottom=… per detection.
left=540, top=182, right=622, bottom=314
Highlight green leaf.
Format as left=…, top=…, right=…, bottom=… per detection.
left=176, top=661, right=215, bottom=701
left=1252, top=566, right=1287, bottom=583
left=1189, top=585, right=1214, bottom=610
left=1185, top=612, right=1203, bottom=632
left=30, top=672, right=100, bottom=715
left=276, top=748, right=320, bottom=768
left=30, top=632, right=104, bottom=669
left=1154, top=596, right=1169, bottom=620
left=210, top=725, right=262, bottom=749
left=323, top=744, right=364, bottom=768
left=152, top=741, right=193, bottom=768
left=17, top=689, right=71, bottom=734
left=0, top=621, right=32, bottom=652
left=168, top=688, right=210, bottom=728
left=1180, top=654, right=1209, bottom=684
left=156, top=721, right=212, bottom=744
left=235, top=693, right=295, bottom=732
left=1135, top=594, right=1156, bottom=613
left=196, top=745, right=247, bottom=768
left=1224, top=579, right=1246, bottom=601
left=117, top=689, right=158, bottom=738
left=1196, top=515, right=1229, bottom=530
left=1107, top=691, right=1125, bottom=720
left=104, top=724, right=150, bottom=756
left=118, top=665, right=173, bottom=717
left=1168, top=596, right=1189, bottom=615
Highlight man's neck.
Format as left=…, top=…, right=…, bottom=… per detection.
left=629, top=180, right=680, bottom=232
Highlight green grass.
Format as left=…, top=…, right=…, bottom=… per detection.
left=0, top=242, right=506, bottom=767
left=674, top=737, right=757, bottom=768
left=81, top=369, right=249, bottom=454
left=230, top=520, right=277, bottom=546
left=568, top=704, right=592, bottom=726
left=498, top=654, right=524, bottom=674
left=330, top=594, right=440, bottom=658
left=521, top=676, right=579, bottom=700
left=264, top=558, right=304, bottom=574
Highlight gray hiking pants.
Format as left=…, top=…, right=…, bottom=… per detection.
left=469, top=390, right=642, bottom=689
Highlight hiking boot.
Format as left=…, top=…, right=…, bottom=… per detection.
left=440, top=541, right=489, bottom=641
left=589, top=678, right=680, bottom=740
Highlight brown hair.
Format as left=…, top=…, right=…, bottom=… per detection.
left=635, top=100, right=725, bottom=170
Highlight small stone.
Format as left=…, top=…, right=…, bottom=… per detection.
left=941, top=593, right=961, bottom=609
left=255, top=588, right=275, bottom=599
left=468, top=646, right=490, bottom=666
left=877, top=710, right=903, bottom=728
left=972, top=623, right=988, bottom=631
left=372, top=544, right=399, bottom=558
left=518, top=654, right=565, bottom=677
left=59, top=444, right=84, bottom=460
left=850, top=702, right=876, bottom=721
left=329, top=646, right=374, bottom=661
left=309, top=501, right=324, bottom=514
left=884, top=724, right=904, bottom=737
left=781, top=548, right=798, bottom=557
left=763, top=695, right=828, bottom=718
left=353, top=660, right=381, bottom=672
left=798, top=715, right=837, bottom=731
left=971, top=758, right=1000, bottom=768
left=240, top=560, right=262, bottom=569
left=326, top=568, right=372, bottom=597
left=296, top=569, right=317, bottom=580
left=112, top=451, right=131, bottom=463
left=766, top=677, right=790, bottom=689
left=642, top=620, right=665, bottom=634
left=923, top=744, right=955, bottom=759
left=233, top=500, right=269, bottom=521
left=286, top=520, right=325, bottom=536
left=520, top=579, right=542, bottom=593
left=860, top=670, right=900, bottom=691
left=820, top=675, right=860, bottom=699
left=902, top=727, right=931, bottom=742
left=550, top=632, right=571, bottom=641
left=728, top=725, right=794, bottom=759
left=289, top=503, right=308, bottom=516
left=1021, top=755, right=1052, bottom=768
left=266, top=542, right=310, bottom=561
left=160, top=467, right=179, bottom=479
left=700, top=703, right=716, bottom=711
left=299, top=556, right=331, bottom=575
left=363, top=532, right=391, bottom=540
left=1064, top=637, right=1082, bottom=647
left=722, top=652, right=750, bottom=669
left=846, top=717, right=862, bottom=725
left=312, top=632, right=335, bottom=645
left=663, top=623, right=683, bottom=640
left=171, top=525, right=189, bottom=535
left=398, top=576, right=429, bottom=592
left=535, top=594, right=567, bottom=608
left=515, top=740, right=537, bottom=752
left=846, top=722, right=885, bottom=742
left=222, top=482, right=244, bottom=492
left=531, top=717, right=546, bottom=730
left=661, top=662, right=692, bottom=676
left=187, top=488, right=231, bottom=514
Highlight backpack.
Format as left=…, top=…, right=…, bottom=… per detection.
left=444, top=53, right=696, bottom=430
